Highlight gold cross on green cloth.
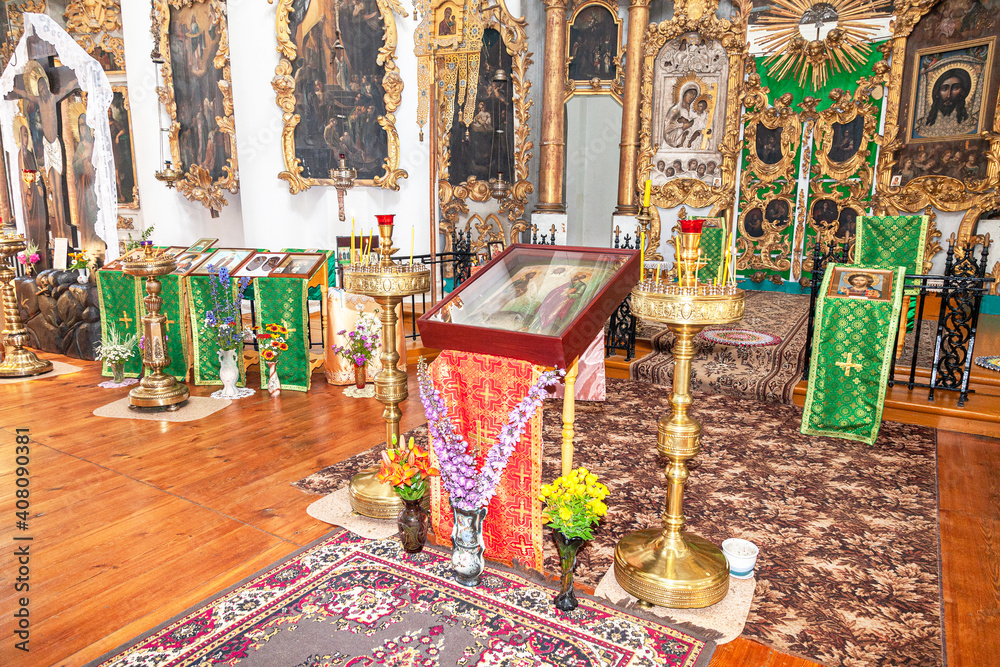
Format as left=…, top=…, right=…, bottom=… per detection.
left=835, top=352, right=862, bottom=377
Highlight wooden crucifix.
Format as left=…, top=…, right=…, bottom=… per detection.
left=6, top=53, right=80, bottom=248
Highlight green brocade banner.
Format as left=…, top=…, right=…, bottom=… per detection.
left=254, top=276, right=311, bottom=391
left=696, top=223, right=726, bottom=283
left=855, top=215, right=929, bottom=277
left=138, top=273, right=190, bottom=380
left=96, top=270, right=143, bottom=378
left=801, top=264, right=907, bottom=445
left=187, top=275, right=246, bottom=387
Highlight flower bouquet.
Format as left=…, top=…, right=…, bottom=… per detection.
left=377, top=435, right=440, bottom=553
left=258, top=323, right=289, bottom=397
left=331, top=304, right=381, bottom=389
left=540, top=467, right=609, bottom=610
left=16, top=241, right=40, bottom=275
left=95, top=323, right=138, bottom=384
left=203, top=265, right=254, bottom=398
left=417, top=358, right=563, bottom=585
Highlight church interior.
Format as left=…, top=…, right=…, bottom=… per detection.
left=1, top=0, right=998, bottom=665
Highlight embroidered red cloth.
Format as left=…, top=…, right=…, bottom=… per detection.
left=428, top=350, right=545, bottom=570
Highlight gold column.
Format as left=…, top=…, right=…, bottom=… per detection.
left=614, top=0, right=651, bottom=216
left=534, top=0, right=568, bottom=213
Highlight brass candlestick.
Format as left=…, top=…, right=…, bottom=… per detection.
left=0, top=226, right=52, bottom=377
left=343, top=218, right=430, bottom=518
left=122, top=244, right=189, bottom=410
left=614, top=280, right=744, bottom=608
left=329, top=153, right=356, bottom=222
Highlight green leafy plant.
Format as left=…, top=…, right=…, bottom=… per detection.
left=125, top=226, right=154, bottom=252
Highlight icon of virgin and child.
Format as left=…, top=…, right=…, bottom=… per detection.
left=467, top=266, right=601, bottom=334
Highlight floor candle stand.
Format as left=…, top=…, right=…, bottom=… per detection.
left=613, top=255, right=744, bottom=608
left=343, top=219, right=430, bottom=518
left=122, top=243, right=189, bottom=410
left=0, top=225, right=52, bottom=377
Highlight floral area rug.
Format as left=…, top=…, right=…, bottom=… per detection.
left=86, top=530, right=715, bottom=667
left=295, top=379, right=941, bottom=667
left=630, top=291, right=811, bottom=404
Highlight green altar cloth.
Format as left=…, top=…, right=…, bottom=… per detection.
left=696, top=220, right=727, bottom=283
left=855, top=214, right=928, bottom=279
left=138, top=273, right=190, bottom=380
left=801, top=264, right=907, bottom=445
left=96, top=270, right=143, bottom=378
left=187, top=274, right=246, bottom=387
left=253, top=276, right=311, bottom=392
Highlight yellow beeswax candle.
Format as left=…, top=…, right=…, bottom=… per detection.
left=643, top=179, right=651, bottom=208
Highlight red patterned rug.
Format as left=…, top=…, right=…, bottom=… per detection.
left=85, top=530, right=715, bottom=667
left=296, top=379, right=941, bottom=667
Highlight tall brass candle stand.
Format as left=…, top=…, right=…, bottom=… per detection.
left=343, top=219, right=430, bottom=518
left=122, top=244, right=189, bottom=410
left=0, top=226, right=52, bottom=377
left=613, top=230, right=744, bottom=608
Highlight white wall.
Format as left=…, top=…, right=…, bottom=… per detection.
left=564, top=95, right=621, bottom=247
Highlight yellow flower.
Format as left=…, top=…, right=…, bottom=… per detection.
left=585, top=473, right=597, bottom=486
left=558, top=506, right=572, bottom=522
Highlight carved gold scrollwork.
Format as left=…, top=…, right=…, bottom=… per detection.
left=735, top=180, right=794, bottom=272
left=635, top=0, right=749, bottom=220
left=74, top=33, right=126, bottom=73
left=874, top=0, right=1000, bottom=241
left=437, top=0, right=534, bottom=245
left=269, top=0, right=408, bottom=193
left=742, top=86, right=802, bottom=185
left=812, top=80, right=881, bottom=185
left=64, top=0, right=121, bottom=35
left=153, top=0, right=239, bottom=211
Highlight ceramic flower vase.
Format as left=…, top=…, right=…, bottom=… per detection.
left=111, top=361, right=125, bottom=384
left=266, top=361, right=281, bottom=398
left=553, top=531, right=584, bottom=611
left=450, top=502, right=488, bottom=586
left=218, top=348, right=240, bottom=398
left=354, top=362, right=366, bottom=389
left=398, top=498, right=428, bottom=553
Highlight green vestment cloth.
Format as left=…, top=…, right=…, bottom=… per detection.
left=96, top=269, right=143, bottom=378
left=695, top=221, right=727, bottom=284
left=253, top=276, right=312, bottom=391
left=137, top=273, right=190, bottom=380
left=186, top=274, right=246, bottom=387
left=801, top=264, right=907, bottom=445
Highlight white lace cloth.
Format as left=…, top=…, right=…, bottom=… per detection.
left=0, top=13, right=117, bottom=260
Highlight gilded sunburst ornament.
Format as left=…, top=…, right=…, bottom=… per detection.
left=757, top=0, right=881, bottom=89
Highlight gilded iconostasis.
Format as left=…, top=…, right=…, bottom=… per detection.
left=0, top=0, right=997, bottom=292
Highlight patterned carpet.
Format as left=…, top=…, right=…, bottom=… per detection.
left=88, top=530, right=714, bottom=667
left=631, top=291, right=811, bottom=404
left=296, top=379, right=942, bottom=667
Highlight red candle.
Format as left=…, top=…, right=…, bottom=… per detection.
left=376, top=214, right=395, bottom=226
left=680, top=218, right=705, bottom=234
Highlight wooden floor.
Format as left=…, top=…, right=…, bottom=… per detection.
left=0, top=353, right=996, bottom=666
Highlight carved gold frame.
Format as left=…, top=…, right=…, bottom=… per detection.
left=735, top=180, right=794, bottom=272
left=805, top=175, right=868, bottom=252
left=635, top=2, right=749, bottom=226
left=874, top=0, right=1000, bottom=241
left=75, top=33, right=126, bottom=75
left=438, top=0, right=534, bottom=252
left=563, top=0, right=625, bottom=103
left=2, top=1, right=46, bottom=65
left=153, top=0, right=239, bottom=211
left=811, top=81, right=881, bottom=184
left=269, top=0, right=408, bottom=193
left=111, top=85, right=140, bottom=209
left=741, top=86, right=802, bottom=184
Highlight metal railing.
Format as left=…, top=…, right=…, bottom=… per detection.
left=803, top=237, right=994, bottom=407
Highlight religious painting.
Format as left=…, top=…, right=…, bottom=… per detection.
left=187, top=238, right=217, bottom=253
left=883, top=0, right=1000, bottom=209
left=446, top=28, right=513, bottom=188
left=827, top=266, right=895, bottom=302
left=272, top=0, right=406, bottom=192
left=827, top=115, right=865, bottom=163
left=908, top=38, right=994, bottom=144
left=433, top=1, right=464, bottom=39
left=271, top=253, right=326, bottom=278
left=60, top=95, right=101, bottom=253
left=109, top=87, right=138, bottom=209
left=154, top=0, right=238, bottom=211
left=754, top=122, right=783, bottom=165
left=567, top=4, right=619, bottom=83
left=809, top=196, right=860, bottom=242
left=648, top=33, right=728, bottom=187
left=190, top=247, right=253, bottom=275
left=236, top=253, right=285, bottom=277
left=74, top=34, right=126, bottom=75
left=434, top=252, right=625, bottom=337
left=13, top=112, right=49, bottom=268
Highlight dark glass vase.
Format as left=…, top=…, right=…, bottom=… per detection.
left=553, top=530, right=585, bottom=611
left=450, top=501, right=488, bottom=586
left=397, top=497, right=428, bottom=553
